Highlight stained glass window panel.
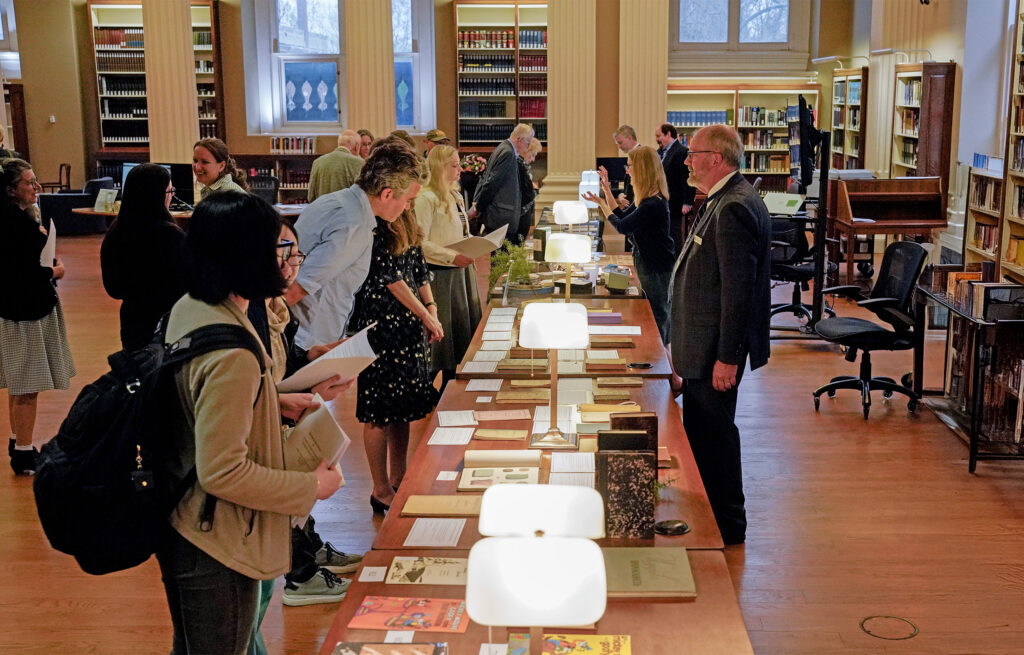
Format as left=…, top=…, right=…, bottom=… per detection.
left=678, top=0, right=728, bottom=43
left=392, top=0, right=413, bottom=54
left=277, top=0, right=339, bottom=55
left=739, top=0, right=789, bottom=43
left=283, top=61, right=339, bottom=123
left=394, top=58, right=415, bottom=127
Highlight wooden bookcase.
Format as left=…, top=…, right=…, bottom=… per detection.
left=888, top=62, right=956, bottom=201
left=964, top=167, right=1003, bottom=268
left=1002, top=4, right=1024, bottom=283
left=454, top=0, right=548, bottom=153
left=88, top=0, right=224, bottom=183
left=666, top=83, right=820, bottom=194
left=830, top=67, right=868, bottom=170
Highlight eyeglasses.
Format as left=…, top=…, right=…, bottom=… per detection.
left=283, top=251, right=306, bottom=267
left=276, top=239, right=294, bottom=261
left=165, top=187, right=176, bottom=195
left=687, top=150, right=720, bottom=157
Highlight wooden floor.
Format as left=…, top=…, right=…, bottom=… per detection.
left=3, top=235, right=1024, bottom=654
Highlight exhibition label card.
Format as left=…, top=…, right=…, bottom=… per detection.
left=462, top=361, right=497, bottom=374
left=402, top=519, right=466, bottom=548
left=358, top=566, right=387, bottom=582
left=466, top=378, right=502, bottom=391
left=436, top=410, right=478, bottom=427
left=427, top=428, right=474, bottom=445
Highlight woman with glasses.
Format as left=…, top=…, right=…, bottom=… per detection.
left=101, top=163, right=186, bottom=350
left=584, top=145, right=674, bottom=345
left=414, top=145, right=481, bottom=389
left=0, top=158, right=76, bottom=475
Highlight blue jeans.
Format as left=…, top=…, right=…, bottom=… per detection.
left=634, top=258, right=672, bottom=345
left=157, top=529, right=259, bottom=655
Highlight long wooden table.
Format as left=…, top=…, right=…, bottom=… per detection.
left=456, top=299, right=672, bottom=380
left=372, top=378, right=723, bottom=551
left=317, top=549, right=754, bottom=655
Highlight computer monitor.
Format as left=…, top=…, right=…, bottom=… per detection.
left=120, top=162, right=170, bottom=193
left=595, top=157, right=628, bottom=183
left=120, top=162, right=194, bottom=208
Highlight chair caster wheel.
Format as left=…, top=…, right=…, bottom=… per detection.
left=908, top=400, right=918, bottom=413
left=882, top=390, right=893, bottom=399
left=901, top=373, right=913, bottom=388
left=827, top=390, right=836, bottom=398
left=813, top=396, right=820, bottom=411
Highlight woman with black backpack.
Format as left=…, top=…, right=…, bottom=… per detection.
left=0, top=158, right=76, bottom=475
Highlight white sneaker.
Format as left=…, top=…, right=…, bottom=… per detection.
left=281, top=568, right=350, bottom=606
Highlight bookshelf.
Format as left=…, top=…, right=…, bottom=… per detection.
left=830, top=67, right=868, bottom=170
left=1002, top=5, right=1024, bottom=284
left=888, top=62, right=956, bottom=203
left=236, top=138, right=321, bottom=204
left=88, top=0, right=223, bottom=182
left=454, top=1, right=548, bottom=152
left=665, top=83, right=820, bottom=194
left=964, top=167, right=1003, bottom=267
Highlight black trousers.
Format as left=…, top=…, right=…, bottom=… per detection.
left=682, top=373, right=747, bottom=544
left=284, top=516, right=323, bottom=585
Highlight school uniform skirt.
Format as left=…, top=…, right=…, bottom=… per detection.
left=0, top=297, right=76, bottom=395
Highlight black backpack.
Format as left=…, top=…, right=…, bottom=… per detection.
left=33, top=324, right=265, bottom=575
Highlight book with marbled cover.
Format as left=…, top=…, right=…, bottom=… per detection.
left=596, top=451, right=656, bottom=538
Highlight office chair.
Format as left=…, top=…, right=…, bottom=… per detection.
left=770, top=216, right=836, bottom=322
left=249, top=174, right=280, bottom=206
left=40, top=163, right=71, bottom=193
left=812, top=240, right=928, bottom=419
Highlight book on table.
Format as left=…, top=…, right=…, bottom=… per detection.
left=457, top=449, right=542, bottom=491
left=596, top=451, right=657, bottom=539
left=542, top=635, right=631, bottom=654
left=347, top=596, right=469, bottom=633
left=602, top=547, right=696, bottom=598
left=330, top=643, right=448, bottom=655
left=385, top=556, right=468, bottom=585
left=400, top=495, right=483, bottom=517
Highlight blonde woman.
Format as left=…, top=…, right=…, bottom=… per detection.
left=414, top=146, right=482, bottom=388
left=584, top=145, right=673, bottom=344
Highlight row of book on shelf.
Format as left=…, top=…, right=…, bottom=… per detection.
left=972, top=223, right=999, bottom=254
left=1007, top=234, right=1024, bottom=267
left=270, top=136, right=316, bottom=155
left=898, top=108, right=920, bottom=135
left=93, top=27, right=144, bottom=48
left=736, top=105, right=788, bottom=127
left=667, top=110, right=731, bottom=127
left=899, top=78, right=922, bottom=105
left=946, top=271, right=1024, bottom=322
left=970, top=175, right=1003, bottom=212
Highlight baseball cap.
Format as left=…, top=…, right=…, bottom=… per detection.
left=425, top=129, right=450, bottom=143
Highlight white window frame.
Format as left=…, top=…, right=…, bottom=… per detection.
left=242, top=0, right=347, bottom=135
left=669, top=0, right=810, bottom=75
left=393, top=0, right=436, bottom=133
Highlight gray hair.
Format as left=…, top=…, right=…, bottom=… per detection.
left=355, top=140, right=427, bottom=197
left=510, top=123, right=535, bottom=142
left=698, top=124, right=744, bottom=168
left=338, top=130, right=361, bottom=152
left=613, top=124, right=637, bottom=141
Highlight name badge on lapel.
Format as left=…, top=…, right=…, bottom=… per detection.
left=694, top=235, right=703, bottom=245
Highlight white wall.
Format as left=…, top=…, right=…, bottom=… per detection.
left=956, top=0, right=1013, bottom=164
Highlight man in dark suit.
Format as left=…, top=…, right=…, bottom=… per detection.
left=669, top=124, right=771, bottom=546
left=468, top=123, right=534, bottom=240
left=655, top=123, right=695, bottom=259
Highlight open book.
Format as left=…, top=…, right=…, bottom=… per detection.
left=283, top=394, right=351, bottom=472
left=446, top=224, right=508, bottom=259
left=276, top=323, right=377, bottom=392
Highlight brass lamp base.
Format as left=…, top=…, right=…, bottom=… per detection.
left=528, top=428, right=579, bottom=450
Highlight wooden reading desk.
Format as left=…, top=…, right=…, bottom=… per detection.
left=372, top=378, right=723, bottom=551
left=828, top=176, right=946, bottom=282
left=318, top=549, right=754, bottom=655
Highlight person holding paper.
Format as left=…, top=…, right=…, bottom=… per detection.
left=0, top=158, right=75, bottom=475
left=287, top=138, right=426, bottom=357
left=100, top=163, right=186, bottom=350
left=159, top=191, right=345, bottom=655
left=414, top=145, right=482, bottom=388
left=352, top=206, right=442, bottom=514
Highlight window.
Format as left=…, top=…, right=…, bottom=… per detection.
left=670, top=0, right=809, bottom=75
left=243, top=0, right=435, bottom=135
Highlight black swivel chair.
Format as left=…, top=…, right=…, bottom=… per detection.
left=249, top=174, right=280, bottom=206
left=812, top=240, right=928, bottom=419
left=770, top=216, right=836, bottom=322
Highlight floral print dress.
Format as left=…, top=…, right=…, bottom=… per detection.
left=352, top=219, right=440, bottom=425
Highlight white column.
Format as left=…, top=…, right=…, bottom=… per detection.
left=143, top=0, right=199, bottom=163
left=346, top=0, right=396, bottom=136
left=535, top=0, right=597, bottom=207
left=617, top=0, right=669, bottom=149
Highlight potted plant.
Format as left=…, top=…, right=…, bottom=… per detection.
left=488, top=240, right=533, bottom=292
left=459, top=154, right=486, bottom=204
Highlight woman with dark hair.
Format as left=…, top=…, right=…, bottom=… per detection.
left=159, top=191, right=344, bottom=655
left=352, top=202, right=442, bottom=513
left=193, top=137, right=249, bottom=199
left=0, top=158, right=75, bottom=475
left=100, top=163, right=186, bottom=350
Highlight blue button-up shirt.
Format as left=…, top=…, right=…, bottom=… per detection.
left=292, top=184, right=376, bottom=349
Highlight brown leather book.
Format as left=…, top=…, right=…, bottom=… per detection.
left=609, top=411, right=658, bottom=450
left=590, top=336, right=636, bottom=348
left=596, top=429, right=656, bottom=452
left=596, top=451, right=657, bottom=539
left=596, top=377, right=644, bottom=387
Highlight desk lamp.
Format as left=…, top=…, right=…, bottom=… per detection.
left=519, top=302, right=589, bottom=449
left=545, top=232, right=592, bottom=301
left=467, top=485, right=607, bottom=655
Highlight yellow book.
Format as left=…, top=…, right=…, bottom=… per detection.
left=497, top=358, right=549, bottom=370
left=596, top=377, right=644, bottom=387
left=496, top=389, right=550, bottom=403
left=602, top=547, right=696, bottom=598
left=509, top=379, right=551, bottom=388
left=473, top=428, right=529, bottom=441
left=400, top=494, right=483, bottom=517
left=593, top=388, right=632, bottom=402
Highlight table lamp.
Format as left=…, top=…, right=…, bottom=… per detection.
left=554, top=199, right=589, bottom=227
left=578, top=171, right=601, bottom=208
left=519, top=302, right=589, bottom=449
left=545, top=232, right=592, bottom=301
left=467, top=485, right=607, bottom=654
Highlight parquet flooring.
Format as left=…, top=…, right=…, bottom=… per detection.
left=2, top=235, right=1023, bottom=654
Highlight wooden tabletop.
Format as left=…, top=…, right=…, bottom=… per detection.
left=456, top=299, right=672, bottom=380
left=372, top=378, right=722, bottom=551
left=317, top=549, right=753, bottom=655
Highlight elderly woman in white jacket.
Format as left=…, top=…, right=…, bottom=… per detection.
left=414, top=145, right=482, bottom=388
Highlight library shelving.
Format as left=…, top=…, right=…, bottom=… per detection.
left=88, top=0, right=224, bottom=181
left=454, top=1, right=547, bottom=152
left=1002, top=6, right=1024, bottom=284
left=830, top=67, right=868, bottom=170
left=235, top=138, right=321, bottom=204
left=888, top=61, right=956, bottom=204
left=964, top=167, right=1003, bottom=267
left=666, top=82, right=820, bottom=194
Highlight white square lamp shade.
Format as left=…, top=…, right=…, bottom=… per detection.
left=465, top=536, right=607, bottom=627
left=544, top=233, right=592, bottom=264
left=478, top=484, right=606, bottom=539
left=553, top=200, right=589, bottom=224
left=518, top=303, right=590, bottom=350
left=578, top=171, right=600, bottom=209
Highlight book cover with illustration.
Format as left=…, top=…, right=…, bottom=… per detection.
left=385, top=556, right=468, bottom=585
left=347, top=596, right=469, bottom=633
left=541, top=634, right=631, bottom=654
left=330, top=643, right=448, bottom=655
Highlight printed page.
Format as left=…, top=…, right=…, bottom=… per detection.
left=402, top=518, right=467, bottom=547
left=426, top=427, right=475, bottom=445
left=277, top=323, right=377, bottom=392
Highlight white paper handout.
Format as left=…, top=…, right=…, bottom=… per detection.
left=277, top=323, right=377, bottom=392
left=489, top=307, right=518, bottom=317
left=403, top=518, right=467, bottom=547
left=437, top=410, right=478, bottom=427
left=587, top=349, right=620, bottom=359
left=551, top=452, right=596, bottom=473
left=589, top=325, right=642, bottom=335
left=466, top=379, right=502, bottom=392
left=40, top=220, right=57, bottom=267
left=462, top=361, right=498, bottom=373
left=283, top=394, right=351, bottom=471
left=427, top=427, right=475, bottom=445
left=482, top=330, right=513, bottom=341
left=472, top=350, right=505, bottom=362
left=480, top=340, right=512, bottom=351
left=547, top=472, right=595, bottom=488
left=446, top=224, right=509, bottom=259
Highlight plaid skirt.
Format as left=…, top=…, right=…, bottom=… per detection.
left=0, top=297, right=76, bottom=395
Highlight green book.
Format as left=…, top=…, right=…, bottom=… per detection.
left=602, top=547, right=696, bottom=598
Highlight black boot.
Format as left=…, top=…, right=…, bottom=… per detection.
left=10, top=447, right=39, bottom=475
